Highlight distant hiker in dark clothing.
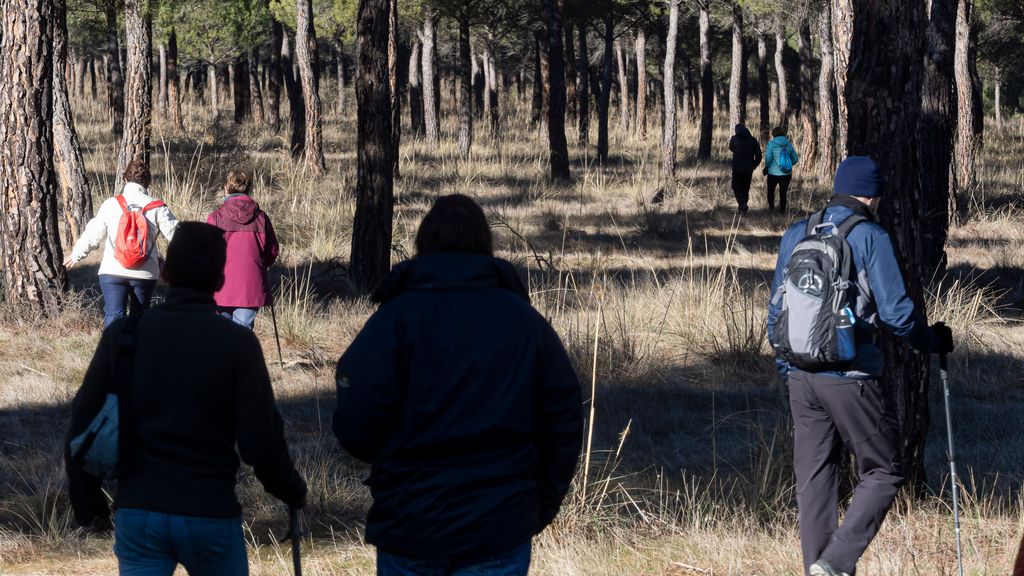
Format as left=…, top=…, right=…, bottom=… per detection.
left=767, top=157, right=954, bottom=576
left=206, top=170, right=280, bottom=329
left=728, top=124, right=763, bottom=213
left=333, top=194, right=583, bottom=576
left=764, top=126, right=800, bottom=213
left=66, top=222, right=306, bottom=576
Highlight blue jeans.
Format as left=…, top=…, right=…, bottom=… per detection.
left=114, top=508, right=248, bottom=576
left=218, top=307, right=259, bottom=330
left=377, top=542, right=531, bottom=576
left=98, top=274, right=156, bottom=328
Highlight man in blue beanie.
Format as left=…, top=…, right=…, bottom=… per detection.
left=767, top=157, right=954, bottom=576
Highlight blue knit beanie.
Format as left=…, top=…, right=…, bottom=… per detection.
left=833, top=156, right=884, bottom=198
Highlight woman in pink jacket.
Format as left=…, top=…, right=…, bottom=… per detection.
left=206, top=170, right=279, bottom=329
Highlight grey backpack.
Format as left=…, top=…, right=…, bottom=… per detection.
left=772, top=211, right=866, bottom=371
left=68, top=315, right=141, bottom=480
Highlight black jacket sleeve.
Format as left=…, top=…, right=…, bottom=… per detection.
left=233, top=331, right=306, bottom=508
left=65, top=325, right=118, bottom=527
left=535, top=320, right=584, bottom=531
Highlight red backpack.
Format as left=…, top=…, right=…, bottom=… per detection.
left=113, top=195, right=165, bottom=269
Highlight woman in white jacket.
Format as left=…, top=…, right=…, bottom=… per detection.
left=64, top=160, right=179, bottom=327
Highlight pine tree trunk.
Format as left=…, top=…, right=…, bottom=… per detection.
left=283, top=34, right=306, bottom=158
left=268, top=17, right=283, bottom=132
left=457, top=17, right=473, bottom=157
left=994, top=66, right=1002, bottom=130
left=420, top=14, right=439, bottom=147
left=158, top=43, right=167, bottom=112
left=233, top=54, right=251, bottom=124
left=207, top=63, right=219, bottom=118
left=250, top=49, right=265, bottom=125
left=757, top=33, right=770, bottom=143
left=351, top=0, right=395, bottom=293
left=296, top=0, right=325, bottom=174
left=661, top=0, right=680, bottom=178
left=53, top=0, right=94, bottom=245
left=89, top=56, right=98, bottom=100
left=408, top=39, right=423, bottom=136
left=1, top=0, right=69, bottom=313
left=387, top=0, right=400, bottom=177
left=485, top=30, right=499, bottom=133
left=565, top=22, right=577, bottom=124
left=337, top=41, right=347, bottom=118
left=105, top=2, right=124, bottom=141
left=542, top=0, right=571, bottom=182
left=531, top=36, right=543, bottom=126
left=117, top=0, right=152, bottom=182
left=952, top=0, right=976, bottom=223
left=76, top=56, right=88, bottom=99
left=774, top=28, right=789, bottom=127
left=598, top=12, right=613, bottom=164
left=817, top=7, right=836, bottom=181
left=729, top=5, right=744, bottom=129
left=680, top=48, right=695, bottom=123
left=538, top=29, right=551, bottom=125
left=472, top=47, right=484, bottom=117
left=167, top=28, right=184, bottom=131
left=920, top=0, right=955, bottom=276
left=578, top=24, right=590, bottom=146
left=798, top=21, right=818, bottom=170
left=843, top=0, right=936, bottom=489
left=832, top=0, right=853, bottom=161
left=697, top=5, right=713, bottom=160
left=615, top=40, right=629, bottom=134
left=635, top=28, right=647, bottom=137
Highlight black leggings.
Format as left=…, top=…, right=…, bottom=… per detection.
left=767, top=174, right=792, bottom=211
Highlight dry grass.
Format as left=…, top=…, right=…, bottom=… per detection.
left=1, top=86, right=1023, bottom=575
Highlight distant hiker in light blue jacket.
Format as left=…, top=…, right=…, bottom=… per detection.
left=763, top=126, right=800, bottom=213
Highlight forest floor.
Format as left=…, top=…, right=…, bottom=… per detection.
left=2, top=94, right=1023, bottom=575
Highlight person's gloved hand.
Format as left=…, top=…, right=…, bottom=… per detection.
left=930, top=322, right=954, bottom=354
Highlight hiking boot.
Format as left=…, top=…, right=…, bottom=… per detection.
left=809, top=559, right=851, bottom=576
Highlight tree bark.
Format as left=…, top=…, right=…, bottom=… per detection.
left=920, top=0, right=955, bottom=276
left=408, top=39, right=423, bottom=136
left=268, top=16, right=283, bottom=132
left=105, top=1, right=124, bottom=141
left=832, top=0, right=853, bottom=161
left=296, top=0, right=326, bottom=175
left=1, top=0, right=69, bottom=313
left=598, top=12, right=613, bottom=163
left=420, top=14, right=439, bottom=147
left=578, top=22, right=590, bottom=146
left=661, top=0, right=680, bottom=178
left=729, top=5, right=745, bottom=129
left=158, top=42, right=167, bottom=112
left=680, top=46, right=695, bottom=123
left=282, top=34, right=306, bottom=157
left=757, top=33, right=770, bottom=143
left=798, top=21, right=818, bottom=170
left=207, top=63, right=219, bottom=118
left=952, top=0, right=976, bottom=223
left=116, top=0, right=153, bottom=183
left=774, top=27, right=789, bottom=127
left=994, top=66, right=1002, bottom=130
left=457, top=17, right=473, bottom=157
left=250, top=49, right=265, bottom=125
left=53, top=0, right=94, bottom=245
left=843, top=0, right=936, bottom=489
left=89, top=56, right=98, bottom=100
left=233, top=54, right=251, bottom=124
left=485, top=30, right=499, bottom=133
left=351, top=0, right=395, bottom=293
left=471, top=46, right=484, bottom=117
left=542, top=0, right=571, bottom=181
left=635, top=28, right=647, bottom=137
left=697, top=4, right=713, bottom=160
left=336, top=40, right=347, bottom=118
left=615, top=40, right=629, bottom=134
left=387, top=0, right=400, bottom=177
left=817, top=7, right=836, bottom=181
left=531, top=35, right=543, bottom=126
left=538, top=29, right=551, bottom=125
left=565, top=21, right=577, bottom=123
left=167, top=28, right=183, bottom=131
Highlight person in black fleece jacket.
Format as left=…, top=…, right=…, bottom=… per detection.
left=66, top=222, right=306, bottom=576
left=729, top=124, right=763, bottom=213
left=334, top=195, right=583, bottom=576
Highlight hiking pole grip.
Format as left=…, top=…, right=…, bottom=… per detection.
left=940, top=353, right=949, bottom=372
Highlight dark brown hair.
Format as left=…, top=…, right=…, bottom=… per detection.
left=123, top=159, right=151, bottom=188
left=415, top=194, right=493, bottom=257
left=162, top=222, right=227, bottom=294
left=225, top=170, right=252, bottom=196
left=771, top=126, right=788, bottom=138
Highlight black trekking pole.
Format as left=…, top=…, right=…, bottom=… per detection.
left=269, top=299, right=284, bottom=370
left=289, top=506, right=302, bottom=576
left=940, top=354, right=965, bottom=576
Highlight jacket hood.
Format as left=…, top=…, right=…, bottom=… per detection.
left=372, top=253, right=530, bottom=304
left=218, top=194, right=261, bottom=225
left=734, top=124, right=752, bottom=137
left=770, top=135, right=790, bottom=144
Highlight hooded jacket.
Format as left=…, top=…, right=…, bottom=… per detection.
left=333, top=253, right=583, bottom=559
left=728, top=125, right=763, bottom=173
left=765, top=136, right=799, bottom=176
left=206, top=194, right=279, bottom=308
left=767, top=196, right=935, bottom=377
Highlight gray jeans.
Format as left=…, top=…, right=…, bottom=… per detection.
left=788, top=371, right=905, bottom=575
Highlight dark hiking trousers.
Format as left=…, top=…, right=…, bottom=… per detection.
left=788, top=371, right=904, bottom=575
left=732, top=171, right=753, bottom=210
left=767, top=174, right=792, bottom=212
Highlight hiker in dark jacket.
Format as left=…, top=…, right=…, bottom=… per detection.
left=334, top=194, right=583, bottom=576
left=728, top=124, right=763, bottom=213
left=766, top=157, right=954, bottom=576
left=206, top=170, right=280, bottom=329
left=66, top=222, right=306, bottom=576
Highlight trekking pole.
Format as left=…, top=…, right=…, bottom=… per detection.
left=940, top=354, right=965, bottom=576
left=290, top=506, right=303, bottom=576
left=269, top=298, right=284, bottom=370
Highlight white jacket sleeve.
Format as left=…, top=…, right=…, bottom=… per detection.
left=69, top=214, right=108, bottom=263
left=157, top=206, right=179, bottom=241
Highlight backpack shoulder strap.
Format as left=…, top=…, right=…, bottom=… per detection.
left=115, top=195, right=130, bottom=214
left=141, top=200, right=165, bottom=213
left=836, top=215, right=868, bottom=286
left=806, top=210, right=825, bottom=236
left=837, top=214, right=868, bottom=239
